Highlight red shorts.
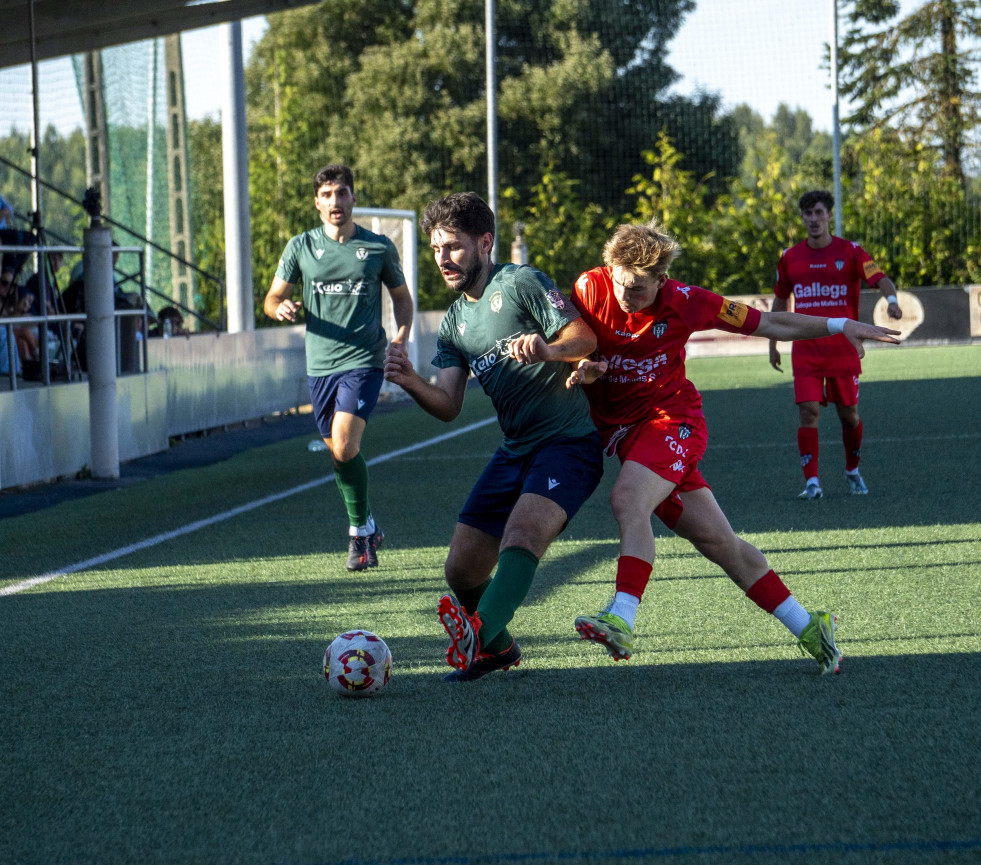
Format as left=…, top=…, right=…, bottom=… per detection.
left=610, top=414, right=711, bottom=531
left=794, top=373, right=859, bottom=407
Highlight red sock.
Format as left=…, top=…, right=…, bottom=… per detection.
left=842, top=420, right=863, bottom=472
left=615, top=556, right=653, bottom=600
left=745, top=569, right=792, bottom=614
left=797, top=427, right=819, bottom=480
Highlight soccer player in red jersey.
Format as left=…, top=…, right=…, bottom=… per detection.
left=567, top=220, right=900, bottom=673
left=770, top=190, right=902, bottom=499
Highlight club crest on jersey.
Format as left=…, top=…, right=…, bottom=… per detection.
left=653, top=320, right=668, bottom=338
left=678, top=423, right=692, bottom=440
left=835, top=259, right=845, bottom=271
left=314, top=249, right=325, bottom=260
left=354, top=247, right=368, bottom=260
left=546, top=289, right=566, bottom=310
left=489, top=290, right=503, bottom=313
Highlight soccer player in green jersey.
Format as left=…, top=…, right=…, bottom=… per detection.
left=264, top=164, right=413, bottom=571
left=384, top=192, right=604, bottom=682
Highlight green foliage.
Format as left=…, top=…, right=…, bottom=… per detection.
left=842, top=127, right=981, bottom=284
left=500, top=163, right=611, bottom=292
left=187, top=118, right=226, bottom=325
left=839, top=0, right=981, bottom=183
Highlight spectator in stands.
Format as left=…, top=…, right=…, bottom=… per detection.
left=0, top=193, right=32, bottom=279
left=149, top=306, right=186, bottom=337
left=0, top=266, right=40, bottom=365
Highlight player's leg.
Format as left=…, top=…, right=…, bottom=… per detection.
left=672, top=487, right=841, bottom=674
left=794, top=375, right=824, bottom=499
left=327, top=368, right=385, bottom=570
left=575, top=417, right=700, bottom=660
left=440, top=434, right=603, bottom=679
left=831, top=375, right=867, bottom=494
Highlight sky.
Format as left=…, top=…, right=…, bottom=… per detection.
left=0, top=0, right=926, bottom=137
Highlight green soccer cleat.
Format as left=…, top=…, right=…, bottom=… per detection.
left=574, top=611, right=634, bottom=661
left=797, top=611, right=842, bottom=674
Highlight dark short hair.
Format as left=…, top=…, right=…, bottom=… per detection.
left=313, top=164, right=355, bottom=195
left=799, top=190, right=834, bottom=212
left=421, top=192, right=495, bottom=240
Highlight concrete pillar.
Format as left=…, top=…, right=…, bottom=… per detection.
left=221, top=21, right=254, bottom=333
left=85, top=225, right=119, bottom=479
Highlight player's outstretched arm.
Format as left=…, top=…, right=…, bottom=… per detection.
left=384, top=344, right=468, bottom=421
left=755, top=312, right=900, bottom=359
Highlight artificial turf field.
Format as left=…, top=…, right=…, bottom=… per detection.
left=1, top=344, right=979, bottom=865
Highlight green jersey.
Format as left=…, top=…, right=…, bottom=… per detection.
left=434, top=263, right=596, bottom=455
left=276, top=224, right=405, bottom=376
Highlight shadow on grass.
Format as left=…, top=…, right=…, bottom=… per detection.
left=2, top=598, right=979, bottom=865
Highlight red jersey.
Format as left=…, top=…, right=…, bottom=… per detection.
left=773, top=236, right=885, bottom=376
left=572, top=267, right=761, bottom=442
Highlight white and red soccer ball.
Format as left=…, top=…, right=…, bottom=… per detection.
left=324, top=630, right=392, bottom=698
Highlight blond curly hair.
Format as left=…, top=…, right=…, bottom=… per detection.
left=602, top=219, right=681, bottom=278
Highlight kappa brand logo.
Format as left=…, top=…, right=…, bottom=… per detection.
left=314, top=249, right=325, bottom=260
left=489, top=291, right=503, bottom=313
left=671, top=460, right=684, bottom=472
left=356, top=248, right=369, bottom=261
left=678, top=423, right=692, bottom=440
left=615, top=329, right=640, bottom=339
left=457, top=322, right=466, bottom=336
left=809, top=263, right=826, bottom=269
left=835, top=259, right=845, bottom=271
left=547, top=478, right=560, bottom=491
left=800, top=454, right=813, bottom=467
left=653, top=320, right=668, bottom=338
left=677, top=285, right=691, bottom=299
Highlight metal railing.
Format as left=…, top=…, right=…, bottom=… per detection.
left=1, top=243, right=149, bottom=391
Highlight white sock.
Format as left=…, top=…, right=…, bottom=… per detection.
left=349, top=515, right=375, bottom=539
left=846, top=469, right=860, bottom=477
left=773, top=596, right=812, bottom=638
left=608, top=592, right=641, bottom=629
left=806, top=477, right=821, bottom=489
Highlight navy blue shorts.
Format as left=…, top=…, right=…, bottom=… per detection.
left=308, top=367, right=384, bottom=438
left=459, top=431, right=604, bottom=538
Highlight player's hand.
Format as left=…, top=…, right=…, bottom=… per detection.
left=275, top=298, right=302, bottom=322
left=843, top=320, right=901, bottom=358
left=887, top=300, right=902, bottom=320
left=769, top=343, right=783, bottom=373
left=566, top=358, right=608, bottom=389
left=384, top=342, right=414, bottom=384
left=507, top=333, right=549, bottom=364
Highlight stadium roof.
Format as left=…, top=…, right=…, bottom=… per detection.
left=0, top=0, right=319, bottom=69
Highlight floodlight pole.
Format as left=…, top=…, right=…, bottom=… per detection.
left=486, top=0, right=498, bottom=261
left=28, top=0, right=43, bottom=245
left=831, top=0, right=843, bottom=236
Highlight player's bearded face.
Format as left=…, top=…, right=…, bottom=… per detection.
left=315, top=182, right=355, bottom=227
left=430, top=228, right=487, bottom=296
left=611, top=266, right=665, bottom=313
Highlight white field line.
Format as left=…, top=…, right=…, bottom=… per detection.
left=0, top=417, right=498, bottom=598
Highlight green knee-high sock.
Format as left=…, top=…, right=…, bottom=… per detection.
left=475, top=546, right=540, bottom=651
left=455, top=579, right=513, bottom=654
left=333, top=453, right=371, bottom=528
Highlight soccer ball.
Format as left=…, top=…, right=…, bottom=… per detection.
left=324, top=630, right=392, bottom=698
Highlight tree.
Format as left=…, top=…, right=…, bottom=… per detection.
left=838, top=0, right=981, bottom=185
